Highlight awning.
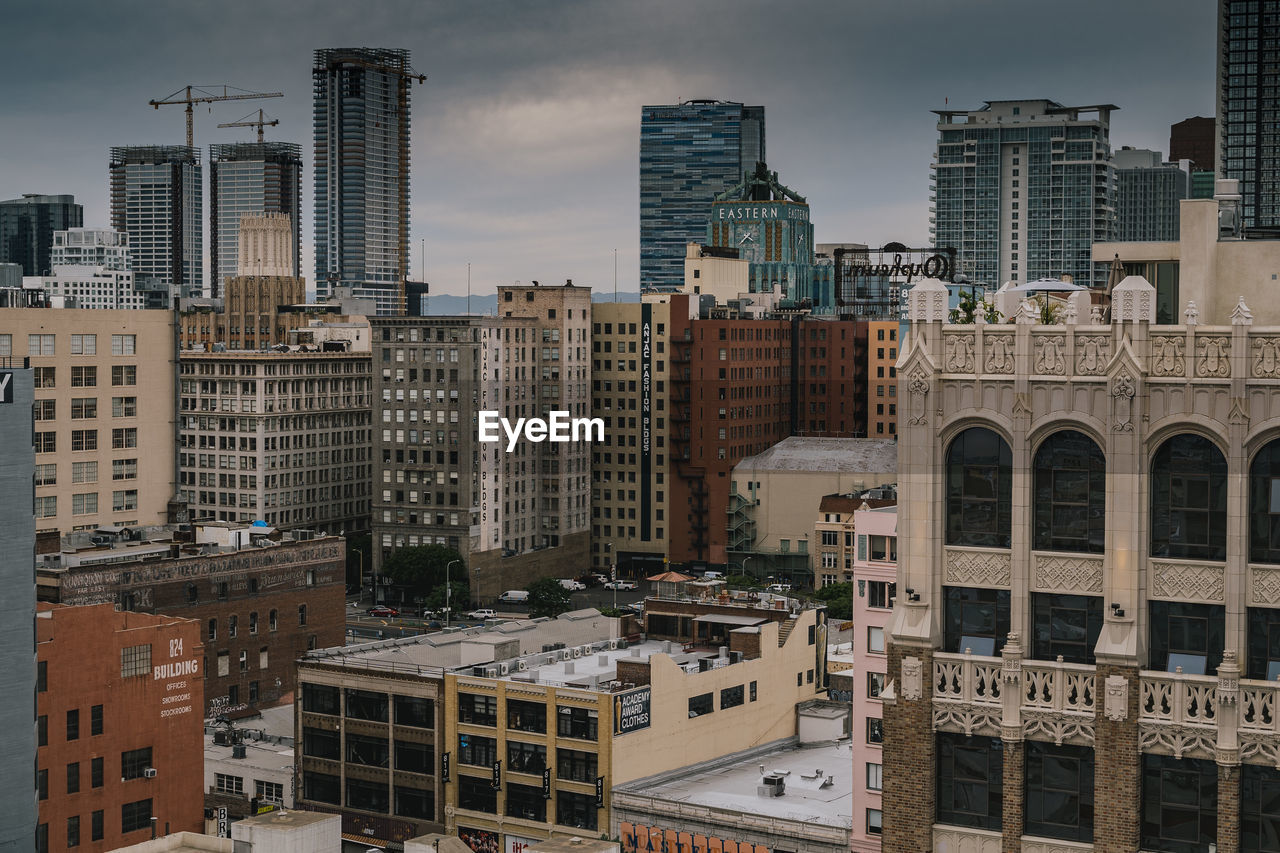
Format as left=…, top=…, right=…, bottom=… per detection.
left=341, top=832, right=391, bottom=848
left=693, top=613, right=767, bottom=626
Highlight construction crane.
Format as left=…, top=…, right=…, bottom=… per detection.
left=149, top=85, right=283, bottom=148
left=217, top=109, right=279, bottom=143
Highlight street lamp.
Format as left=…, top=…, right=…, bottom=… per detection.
left=351, top=547, right=365, bottom=603
left=445, top=559, right=460, bottom=629
left=742, top=557, right=753, bottom=581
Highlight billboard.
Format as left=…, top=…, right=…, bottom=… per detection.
left=614, top=686, right=651, bottom=735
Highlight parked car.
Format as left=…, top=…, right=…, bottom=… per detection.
left=603, top=580, right=637, bottom=590
left=367, top=605, right=399, bottom=617
left=625, top=602, right=645, bottom=615
left=558, top=579, right=587, bottom=591
left=466, top=608, right=497, bottom=620
left=767, top=583, right=794, bottom=593
left=498, top=590, right=530, bottom=603
left=702, top=570, right=725, bottom=580
left=590, top=573, right=609, bottom=585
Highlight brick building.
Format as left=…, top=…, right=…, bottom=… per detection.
left=37, top=522, right=345, bottom=716
left=884, top=276, right=1280, bottom=852
left=36, top=603, right=204, bottom=853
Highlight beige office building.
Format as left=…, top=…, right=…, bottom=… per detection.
left=1, top=307, right=176, bottom=533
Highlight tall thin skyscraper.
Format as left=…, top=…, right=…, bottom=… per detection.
left=108, top=145, right=203, bottom=299
left=640, top=100, right=765, bottom=289
left=209, top=142, right=303, bottom=295
left=313, top=48, right=421, bottom=316
left=1218, top=0, right=1280, bottom=228
left=1114, top=147, right=1190, bottom=243
left=931, top=100, right=1117, bottom=289
left=0, top=194, right=82, bottom=276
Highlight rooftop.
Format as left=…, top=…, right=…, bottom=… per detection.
left=614, top=738, right=854, bottom=829
left=111, top=833, right=231, bottom=853
left=735, top=436, right=899, bottom=474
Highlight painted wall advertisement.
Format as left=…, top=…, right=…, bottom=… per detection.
left=506, top=834, right=540, bottom=853
left=620, top=824, right=770, bottom=853
left=614, top=685, right=651, bottom=735
left=459, top=827, right=500, bottom=853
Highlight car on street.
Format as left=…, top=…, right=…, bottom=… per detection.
left=466, top=608, right=497, bottom=620
left=625, top=602, right=645, bottom=615
left=558, top=579, right=587, bottom=591
left=603, top=580, right=636, bottom=590
left=367, top=605, right=399, bottom=617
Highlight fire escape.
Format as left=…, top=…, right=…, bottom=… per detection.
left=668, top=331, right=709, bottom=560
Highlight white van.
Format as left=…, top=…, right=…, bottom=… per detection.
left=702, top=571, right=725, bottom=580
left=498, top=590, right=530, bottom=603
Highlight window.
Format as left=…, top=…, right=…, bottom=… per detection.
left=37, top=660, right=47, bottom=692
left=35, top=463, right=56, bottom=486
left=867, top=762, right=883, bottom=791
left=507, top=783, right=547, bottom=821
left=394, top=740, right=433, bottom=775
left=38, top=715, right=47, bottom=747
left=121, top=644, right=150, bottom=678
left=867, top=809, right=883, bottom=835
left=298, top=604, right=307, bottom=626
left=121, top=748, right=152, bottom=780
left=1242, top=764, right=1280, bottom=852
left=35, top=495, right=57, bottom=517
left=556, top=790, right=598, bottom=830
left=1248, top=607, right=1280, bottom=681
left=1031, top=594, right=1104, bottom=664
left=214, top=773, right=244, bottom=794
left=112, top=365, right=136, bottom=386
left=0, top=333, right=8, bottom=356
left=867, top=626, right=885, bottom=654
left=67, top=709, right=79, bottom=741
left=1251, top=441, right=1280, bottom=565
left=720, top=684, right=744, bottom=709
left=111, top=334, right=136, bottom=355
left=71, top=430, right=97, bottom=451
left=121, top=799, right=152, bottom=834
left=1149, top=601, right=1225, bottom=675
left=944, top=587, right=1011, bottom=656
left=1141, top=754, right=1217, bottom=853
left=395, top=786, right=434, bottom=820
left=937, top=732, right=1002, bottom=830
left=112, top=397, right=137, bottom=417
left=303, top=772, right=340, bottom=804
left=868, top=580, right=896, bottom=609
left=1034, top=430, right=1106, bottom=553
left=35, top=367, right=55, bottom=388
left=1151, top=434, right=1227, bottom=560
left=868, top=671, right=885, bottom=697
left=112, top=490, right=137, bottom=512
left=866, top=718, right=883, bottom=744
left=34, top=432, right=56, bottom=454
left=36, top=824, right=46, bottom=853
left=66, top=761, right=79, bottom=794
left=71, top=334, right=96, bottom=355
left=346, top=778, right=389, bottom=813
left=458, top=732, right=497, bottom=767
left=458, top=775, right=497, bottom=813
left=72, top=493, right=97, bottom=516
left=67, top=816, right=79, bottom=849
left=255, top=780, right=284, bottom=804
left=302, top=727, right=340, bottom=760
left=29, top=334, right=55, bottom=356
left=71, top=398, right=97, bottom=419
left=394, top=695, right=434, bottom=728
left=347, top=733, right=390, bottom=767
left=269, top=609, right=277, bottom=631
left=507, top=699, right=546, bottom=733
left=71, top=366, right=96, bottom=387
left=91, top=811, right=103, bottom=843
left=869, top=535, right=897, bottom=562
left=37, top=768, right=47, bottom=800
left=507, top=739, right=546, bottom=775
left=557, top=705, right=598, bottom=740
left=91, top=757, right=103, bottom=788
left=91, top=704, right=102, bottom=736
left=688, top=692, right=713, bottom=718
left=72, top=461, right=96, bottom=483
left=344, top=689, right=388, bottom=722
left=557, top=747, right=597, bottom=782
left=458, top=693, right=497, bottom=726
left=946, top=427, right=1012, bottom=547
left=112, top=428, right=137, bottom=449
left=1025, top=741, right=1094, bottom=842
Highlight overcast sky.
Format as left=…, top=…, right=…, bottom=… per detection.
left=1, top=0, right=1214, bottom=298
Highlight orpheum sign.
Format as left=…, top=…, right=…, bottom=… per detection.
left=621, top=824, right=769, bottom=853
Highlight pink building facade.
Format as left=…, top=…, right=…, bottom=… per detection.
left=849, top=505, right=896, bottom=852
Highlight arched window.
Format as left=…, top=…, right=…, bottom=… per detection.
left=1249, top=440, right=1280, bottom=564
left=1033, top=430, right=1106, bottom=553
left=1151, top=434, right=1227, bottom=561
left=946, top=427, right=1012, bottom=548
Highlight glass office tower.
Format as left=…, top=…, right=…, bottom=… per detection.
left=0, top=194, right=83, bottom=276
left=930, top=100, right=1116, bottom=289
left=313, top=48, right=418, bottom=316
left=209, top=142, right=303, bottom=294
left=1218, top=0, right=1280, bottom=228
left=108, top=145, right=203, bottom=300
left=640, top=100, right=765, bottom=289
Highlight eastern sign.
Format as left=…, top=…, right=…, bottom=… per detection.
left=714, top=203, right=809, bottom=222
left=614, top=686, right=651, bottom=735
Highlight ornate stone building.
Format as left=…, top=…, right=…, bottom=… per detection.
left=884, top=275, right=1280, bottom=853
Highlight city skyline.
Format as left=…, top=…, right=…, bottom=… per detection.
left=0, top=0, right=1213, bottom=300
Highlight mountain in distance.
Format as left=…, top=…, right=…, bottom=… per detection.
left=423, top=290, right=641, bottom=316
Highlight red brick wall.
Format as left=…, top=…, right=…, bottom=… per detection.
left=1001, top=740, right=1023, bottom=853
left=1094, top=663, right=1140, bottom=853
left=1218, top=763, right=1240, bottom=853
left=883, top=642, right=934, bottom=853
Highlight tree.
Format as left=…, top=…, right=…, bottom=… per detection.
left=723, top=573, right=760, bottom=589
left=813, top=582, right=853, bottom=621
left=423, top=581, right=470, bottom=616
left=527, top=577, right=573, bottom=618
left=381, top=545, right=466, bottom=603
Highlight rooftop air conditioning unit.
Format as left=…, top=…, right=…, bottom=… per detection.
left=572, top=647, right=583, bottom=658
left=143, top=768, right=157, bottom=778
left=608, top=639, right=620, bottom=650
left=485, top=667, right=499, bottom=678
left=517, top=660, right=528, bottom=671
left=558, top=650, right=572, bottom=661
left=497, top=663, right=511, bottom=676
left=759, top=774, right=785, bottom=796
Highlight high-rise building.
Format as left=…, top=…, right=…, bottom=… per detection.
left=1170, top=115, right=1216, bottom=171
left=209, top=143, right=303, bottom=295
left=0, top=194, right=82, bottom=276
left=369, top=282, right=592, bottom=599
left=1, top=308, right=177, bottom=535
left=109, top=146, right=203, bottom=299
left=931, top=100, right=1117, bottom=288
left=0, top=360, right=35, bottom=851
left=1113, top=147, right=1190, bottom=242
left=640, top=100, right=765, bottom=289
left=28, top=228, right=144, bottom=310
left=1218, top=0, right=1280, bottom=228
left=705, top=163, right=814, bottom=300
left=313, top=48, right=421, bottom=316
